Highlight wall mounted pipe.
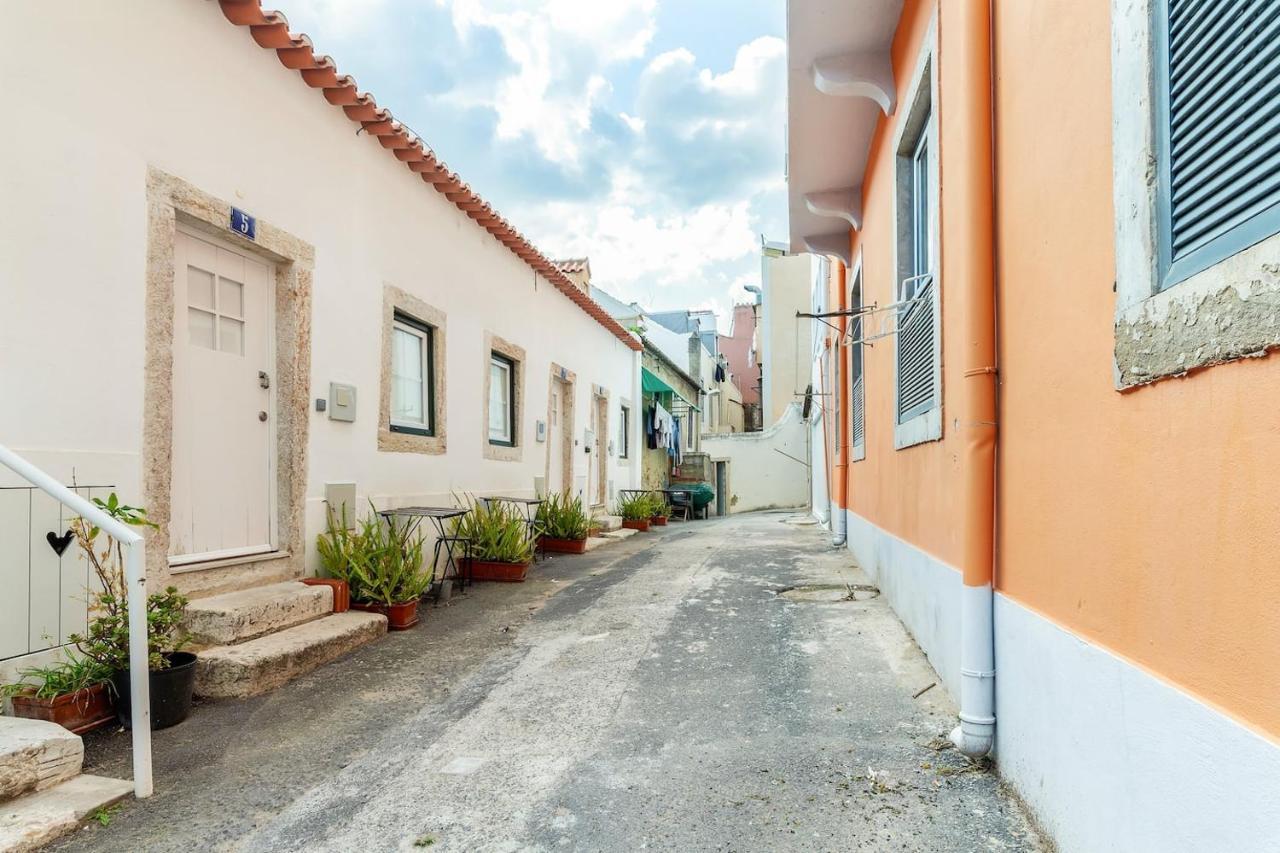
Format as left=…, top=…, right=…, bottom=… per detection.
left=832, top=259, right=849, bottom=547
left=950, top=0, right=998, bottom=759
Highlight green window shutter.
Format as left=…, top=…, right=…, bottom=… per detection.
left=1158, top=0, right=1280, bottom=286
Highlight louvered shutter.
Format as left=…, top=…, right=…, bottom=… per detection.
left=897, top=277, right=935, bottom=424
left=1162, top=0, right=1280, bottom=280
left=851, top=374, right=865, bottom=449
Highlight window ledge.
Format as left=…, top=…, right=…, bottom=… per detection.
left=1115, top=234, right=1280, bottom=389
left=893, top=407, right=941, bottom=450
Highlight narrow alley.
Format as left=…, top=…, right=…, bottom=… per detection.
left=52, top=515, right=1041, bottom=852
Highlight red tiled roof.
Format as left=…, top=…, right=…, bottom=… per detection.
left=214, top=1, right=642, bottom=352
left=553, top=258, right=590, bottom=275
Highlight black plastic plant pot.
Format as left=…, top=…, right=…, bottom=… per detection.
left=111, top=651, right=198, bottom=730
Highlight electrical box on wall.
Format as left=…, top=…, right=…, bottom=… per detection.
left=328, top=382, right=357, bottom=422
left=325, top=482, right=357, bottom=529
left=535, top=420, right=547, bottom=442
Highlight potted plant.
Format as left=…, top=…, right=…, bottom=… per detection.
left=451, top=496, right=534, bottom=581
left=2, top=651, right=115, bottom=734
left=536, top=493, right=591, bottom=554
left=617, top=493, right=651, bottom=532
left=317, top=504, right=432, bottom=630
left=68, top=494, right=195, bottom=731
left=649, top=495, right=672, bottom=526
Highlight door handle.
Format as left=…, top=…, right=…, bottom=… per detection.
left=259, top=371, right=271, bottom=389
left=259, top=411, right=269, bottom=422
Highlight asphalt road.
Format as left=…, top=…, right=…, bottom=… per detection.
left=52, top=512, right=1043, bottom=852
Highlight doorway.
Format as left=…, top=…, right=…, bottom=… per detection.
left=169, top=229, right=276, bottom=566
left=593, top=394, right=608, bottom=508
left=547, top=375, right=573, bottom=495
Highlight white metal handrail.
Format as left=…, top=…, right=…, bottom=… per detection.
left=0, top=443, right=153, bottom=798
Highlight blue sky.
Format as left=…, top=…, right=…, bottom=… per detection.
left=284, top=0, right=787, bottom=326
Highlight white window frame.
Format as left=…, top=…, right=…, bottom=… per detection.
left=619, top=403, right=631, bottom=459
left=488, top=353, right=515, bottom=446
left=891, top=19, right=942, bottom=451
left=390, top=315, right=432, bottom=435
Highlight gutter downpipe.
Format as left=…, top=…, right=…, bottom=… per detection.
left=832, top=259, right=848, bottom=547
left=950, top=0, right=998, bottom=759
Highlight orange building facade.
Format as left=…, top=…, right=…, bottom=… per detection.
left=788, top=1, right=1280, bottom=849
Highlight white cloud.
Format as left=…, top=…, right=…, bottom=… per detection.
left=438, top=0, right=656, bottom=165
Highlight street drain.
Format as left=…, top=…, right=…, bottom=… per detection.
left=775, top=583, right=880, bottom=603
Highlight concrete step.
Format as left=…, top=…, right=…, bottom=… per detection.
left=182, top=581, right=334, bottom=648
left=600, top=528, right=638, bottom=541
left=195, top=611, right=387, bottom=699
left=0, top=774, right=132, bottom=852
left=583, top=537, right=611, bottom=552
left=593, top=515, right=623, bottom=533
left=0, top=718, right=82, bottom=802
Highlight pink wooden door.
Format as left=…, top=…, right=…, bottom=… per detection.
left=169, top=230, right=274, bottom=565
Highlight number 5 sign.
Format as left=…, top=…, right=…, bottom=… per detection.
left=230, top=207, right=257, bottom=241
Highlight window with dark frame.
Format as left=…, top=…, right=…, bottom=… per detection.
left=1154, top=1, right=1280, bottom=290
left=619, top=404, right=631, bottom=458
left=488, top=352, right=516, bottom=446
left=896, top=105, right=937, bottom=427
left=390, top=311, right=434, bottom=436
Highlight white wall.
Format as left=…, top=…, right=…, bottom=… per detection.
left=0, top=3, right=639, bottom=599
left=761, top=254, right=817, bottom=426
left=701, top=404, right=809, bottom=513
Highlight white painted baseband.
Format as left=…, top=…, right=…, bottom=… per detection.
left=843, top=509, right=962, bottom=698
left=994, top=593, right=1280, bottom=853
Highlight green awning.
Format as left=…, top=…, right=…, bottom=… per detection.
left=642, top=367, right=699, bottom=411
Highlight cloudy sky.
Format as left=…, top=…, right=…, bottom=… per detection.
left=284, top=0, right=787, bottom=328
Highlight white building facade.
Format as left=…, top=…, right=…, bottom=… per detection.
left=0, top=2, right=641, bottom=673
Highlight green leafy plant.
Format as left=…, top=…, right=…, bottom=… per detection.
left=67, top=494, right=189, bottom=673
left=649, top=496, right=673, bottom=519
left=535, top=492, right=590, bottom=541
left=615, top=493, right=652, bottom=521
left=450, top=495, right=534, bottom=564
left=1, top=649, right=111, bottom=701
left=317, top=503, right=432, bottom=605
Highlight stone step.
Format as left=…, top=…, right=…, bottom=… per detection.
left=0, top=774, right=132, bottom=852
left=0, top=718, right=82, bottom=803
left=583, top=537, right=611, bottom=552
left=182, top=581, right=334, bottom=648
left=600, top=528, right=638, bottom=540
left=593, top=515, right=623, bottom=533
left=195, top=611, right=387, bottom=699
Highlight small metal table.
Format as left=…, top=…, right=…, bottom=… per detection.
left=377, top=506, right=471, bottom=592
left=479, top=496, right=545, bottom=559
left=660, top=487, right=696, bottom=520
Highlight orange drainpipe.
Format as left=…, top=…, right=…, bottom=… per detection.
left=950, top=0, right=998, bottom=759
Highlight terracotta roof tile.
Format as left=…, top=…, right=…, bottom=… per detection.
left=213, top=0, right=641, bottom=352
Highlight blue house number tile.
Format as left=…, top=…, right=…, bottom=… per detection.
left=230, top=207, right=256, bottom=241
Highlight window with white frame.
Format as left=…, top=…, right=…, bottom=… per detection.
left=488, top=353, right=515, bottom=446
left=892, top=47, right=940, bottom=448
left=390, top=312, right=434, bottom=436
left=849, top=267, right=866, bottom=460
left=1153, top=1, right=1280, bottom=290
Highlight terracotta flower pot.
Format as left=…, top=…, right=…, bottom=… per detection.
left=622, top=519, right=650, bottom=531
left=350, top=599, right=419, bottom=630
left=540, top=536, right=588, bottom=554
left=650, top=516, right=669, bottom=526
left=464, top=558, right=530, bottom=582
left=9, top=683, right=115, bottom=735
left=301, top=577, right=350, bottom=613
left=587, top=527, right=603, bottom=538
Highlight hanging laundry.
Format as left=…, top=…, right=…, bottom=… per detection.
left=645, top=404, right=658, bottom=449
